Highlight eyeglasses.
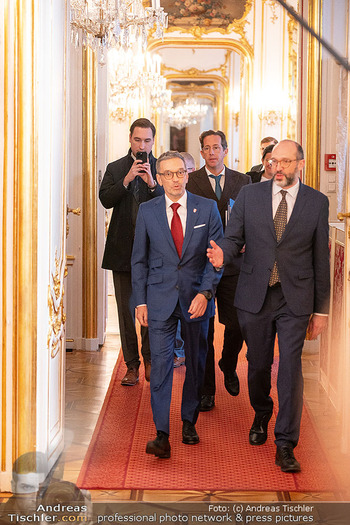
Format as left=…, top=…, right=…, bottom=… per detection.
left=267, top=158, right=298, bottom=169
left=158, top=169, right=187, bottom=180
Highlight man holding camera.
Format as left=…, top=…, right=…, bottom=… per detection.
left=99, top=118, right=163, bottom=386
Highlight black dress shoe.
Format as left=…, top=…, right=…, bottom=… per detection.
left=249, top=412, right=273, bottom=445
left=218, top=359, right=240, bottom=396
left=146, top=431, right=171, bottom=458
left=275, top=446, right=301, bottom=472
left=199, top=394, right=215, bottom=412
left=182, top=420, right=199, bottom=445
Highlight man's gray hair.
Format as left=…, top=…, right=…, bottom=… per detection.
left=156, top=151, right=186, bottom=173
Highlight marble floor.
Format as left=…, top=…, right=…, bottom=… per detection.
left=50, top=294, right=350, bottom=504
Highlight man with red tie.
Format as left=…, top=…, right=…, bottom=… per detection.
left=131, top=151, right=223, bottom=458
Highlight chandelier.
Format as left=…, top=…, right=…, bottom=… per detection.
left=150, top=76, right=172, bottom=114
left=167, top=98, right=209, bottom=130
left=108, top=47, right=172, bottom=121
left=70, top=0, right=168, bottom=59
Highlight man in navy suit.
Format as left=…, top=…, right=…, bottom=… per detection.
left=187, top=130, right=251, bottom=412
left=208, top=140, right=330, bottom=472
left=132, top=151, right=223, bottom=458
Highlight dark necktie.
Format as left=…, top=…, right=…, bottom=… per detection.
left=171, top=203, right=183, bottom=258
left=269, top=190, right=288, bottom=286
left=209, top=174, right=222, bottom=200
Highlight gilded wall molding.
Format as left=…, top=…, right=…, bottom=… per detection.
left=305, top=0, right=322, bottom=189
left=13, top=0, right=38, bottom=459
left=162, top=49, right=230, bottom=85
left=47, top=252, right=66, bottom=359
left=148, top=39, right=253, bottom=168
left=82, top=48, right=98, bottom=340
left=2, top=0, right=10, bottom=471
left=265, top=0, right=279, bottom=24
left=160, top=0, right=254, bottom=56
left=287, top=11, right=299, bottom=139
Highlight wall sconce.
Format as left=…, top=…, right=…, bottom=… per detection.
left=228, top=88, right=240, bottom=131
left=258, top=109, right=285, bottom=126
left=232, top=112, right=240, bottom=130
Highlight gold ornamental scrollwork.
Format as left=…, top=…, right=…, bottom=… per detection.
left=66, top=205, right=81, bottom=238
left=48, top=251, right=67, bottom=358
left=265, top=0, right=279, bottom=24
left=163, top=50, right=230, bottom=83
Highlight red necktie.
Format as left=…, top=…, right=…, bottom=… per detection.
left=171, top=203, right=183, bottom=258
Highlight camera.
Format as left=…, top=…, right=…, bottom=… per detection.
left=136, top=151, right=148, bottom=163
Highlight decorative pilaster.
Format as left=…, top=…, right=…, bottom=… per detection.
left=13, top=0, right=38, bottom=457
left=305, top=0, right=322, bottom=189
left=82, top=48, right=98, bottom=345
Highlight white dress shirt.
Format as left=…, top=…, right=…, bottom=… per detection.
left=205, top=166, right=225, bottom=193
left=272, top=180, right=299, bottom=222
left=165, top=192, right=187, bottom=236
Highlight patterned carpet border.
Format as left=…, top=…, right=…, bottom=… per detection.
left=77, top=348, right=340, bottom=493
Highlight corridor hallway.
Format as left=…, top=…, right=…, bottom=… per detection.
left=49, top=295, right=350, bottom=504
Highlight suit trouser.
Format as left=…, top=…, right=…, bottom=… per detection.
left=237, top=284, right=309, bottom=448
left=148, top=302, right=209, bottom=435
left=202, top=274, right=244, bottom=395
left=112, top=271, right=151, bottom=368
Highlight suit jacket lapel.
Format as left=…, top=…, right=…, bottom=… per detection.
left=181, top=193, right=199, bottom=257
left=264, top=180, right=277, bottom=240
left=154, top=196, right=179, bottom=257
left=219, top=167, right=239, bottom=215
left=192, top=167, right=217, bottom=200
left=280, top=180, right=306, bottom=241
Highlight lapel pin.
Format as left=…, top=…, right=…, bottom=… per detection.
left=193, top=208, right=197, bottom=213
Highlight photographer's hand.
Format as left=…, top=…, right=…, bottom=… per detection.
left=138, top=162, right=157, bottom=188
left=123, top=160, right=145, bottom=187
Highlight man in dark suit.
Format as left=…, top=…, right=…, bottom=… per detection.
left=186, top=130, right=251, bottom=412
left=208, top=140, right=330, bottom=472
left=248, top=144, right=275, bottom=184
left=247, top=136, right=278, bottom=178
left=131, top=151, right=223, bottom=458
left=99, top=118, right=163, bottom=387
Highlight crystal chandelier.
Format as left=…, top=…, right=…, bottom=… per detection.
left=70, top=0, right=168, bottom=58
left=150, top=76, right=172, bottom=114
left=108, top=48, right=171, bottom=121
left=167, top=98, right=209, bottom=130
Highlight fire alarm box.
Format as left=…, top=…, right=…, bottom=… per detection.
left=325, top=154, right=336, bottom=171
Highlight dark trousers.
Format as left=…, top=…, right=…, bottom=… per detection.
left=202, top=274, right=243, bottom=395
left=112, top=271, right=151, bottom=368
left=148, top=303, right=209, bottom=435
left=237, top=284, right=309, bottom=448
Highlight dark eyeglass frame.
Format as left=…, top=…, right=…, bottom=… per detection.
left=267, top=158, right=299, bottom=169
left=158, top=169, right=187, bottom=180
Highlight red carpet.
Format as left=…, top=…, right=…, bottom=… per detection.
left=77, top=331, right=339, bottom=492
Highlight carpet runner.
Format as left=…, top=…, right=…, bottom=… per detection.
left=77, top=328, right=339, bottom=493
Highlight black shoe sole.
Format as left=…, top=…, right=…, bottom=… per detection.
left=146, top=444, right=170, bottom=458
left=275, top=458, right=301, bottom=472
left=225, top=384, right=239, bottom=397
left=182, top=437, right=199, bottom=445
left=249, top=435, right=267, bottom=446
left=219, top=361, right=240, bottom=397
left=199, top=404, right=215, bottom=412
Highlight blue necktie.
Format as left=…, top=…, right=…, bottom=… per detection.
left=209, top=174, right=222, bottom=200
